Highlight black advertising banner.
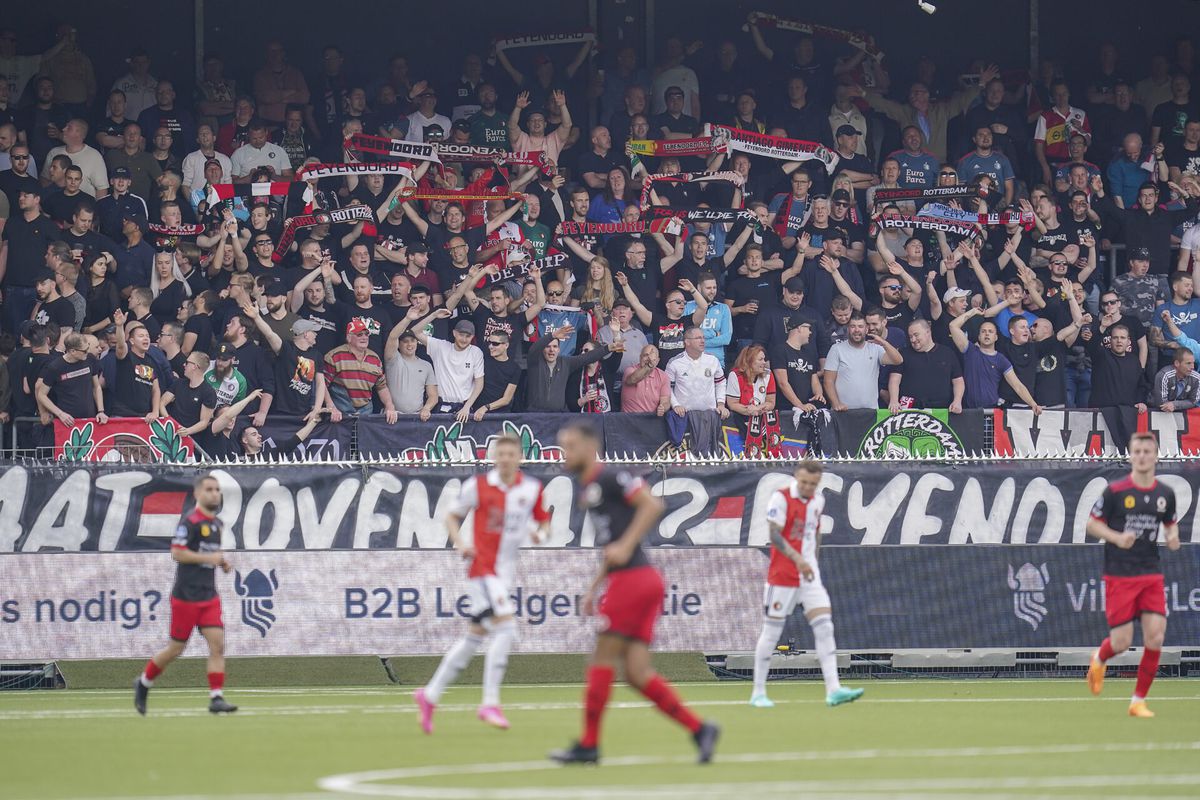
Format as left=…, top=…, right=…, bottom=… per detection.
left=4, top=460, right=1200, bottom=552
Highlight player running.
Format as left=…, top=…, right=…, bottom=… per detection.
left=415, top=434, right=550, bottom=732
left=549, top=420, right=719, bottom=765
left=134, top=474, right=236, bottom=715
left=1086, top=432, right=1181, bottom=718
left=750, top=460, right=863, bottom=709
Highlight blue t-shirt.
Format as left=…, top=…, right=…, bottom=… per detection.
left=957, top=152, right=1015, bottom=187
left=1154, top=298, right=1200, bottom=349
left=537, top=308, right=588, bottom=357
left=994, top=307, right=1039, bottom=339
left=889, top=150, right=939, bottom=188
left=962, top=344, right=1013, bottom=408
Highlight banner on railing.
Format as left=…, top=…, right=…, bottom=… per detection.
left=256, top=418, right=356, bottom=461
left=53, top=418, right=197, bottom=463
left=3, top=461, right=1199, bottom=553
left=1, top=545, right=1195, bottom=660
left=994, top=408, right=1200, bottom=456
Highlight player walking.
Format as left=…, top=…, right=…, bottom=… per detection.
left=1086, top=432, right=1181, bottom=718
left=415, top=434, right=550, bottom=732
left=549, top=421, right=719, bottom=765
left=133, top=474, right=237, bottom=715
left=750, top=460, right=863, bottom=708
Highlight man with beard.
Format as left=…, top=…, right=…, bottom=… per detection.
left=35, top=331, right=106, bottom=429
left=771, top=320, right=823, bottom=412
left=997, top=317, right=1041, bottom=409
left=2, top=186, right=60, bottom=333
left=221, top=313, right=274, bottom=425
left=246, top=308, right=329, bottom=422
left=462, top=265, right=546, bottom=363
left=290, top=257, right=342, bottom=355
left=31, top=268, right=75, bottom=344
left=888, top=319, right=963, bottom=413
left=203, top=343, right=248, bottom=409
left=468, top=83, right=508, bottom=148
left=949, top=310, right=1041, bottom=412
left=1086, top=324, right=1148, bottom=447
left=340, top=273, right=393, bottom=356
left=1032, top=297, right=1083, bottom=409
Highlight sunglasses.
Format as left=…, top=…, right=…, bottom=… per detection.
left=1102, top=299, right=1120, bottom=306
left=486, top=340, right=505, bottom=347
left=11, top=154, right=30, bottom=160
left=882, top=284, right=902, bottom=291
left=547, top=290, right=564, bottom=296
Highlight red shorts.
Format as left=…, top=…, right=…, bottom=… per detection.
left=169, top=596, right=223, bottom=642
left=1104, top=574, right=1166, bottom=628
left=598, top=565, right=663, bottom=644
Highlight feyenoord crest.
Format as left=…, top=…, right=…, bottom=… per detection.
left=858, top=410, right=964, bottom=458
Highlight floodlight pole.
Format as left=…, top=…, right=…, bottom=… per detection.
left=1029, top=0, right=1039, bottom=73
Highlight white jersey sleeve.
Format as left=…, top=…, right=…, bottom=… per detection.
left=450, top=475, right=480, bottom=519
left=765, top=487, right=789, bottom=529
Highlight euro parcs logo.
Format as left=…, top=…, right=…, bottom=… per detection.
left=858, top=410, right=965, bottom=458
left=235, top=569, right=279, bottom=637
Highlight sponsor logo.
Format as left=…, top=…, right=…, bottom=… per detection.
left=399, top=420, right=563, bottom=462
left=235, top=568, right=279, bottom=637
left=1007, top=562, right=1050, bottom=630
left=858, top=410, right=965, bottom=458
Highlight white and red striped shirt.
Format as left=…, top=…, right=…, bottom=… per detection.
left=452, top=469, right=549, bottom=578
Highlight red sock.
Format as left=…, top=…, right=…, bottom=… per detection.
left=144, top=660, right=163, bottom=681
left=207, top=672, right=225, bottom=692
left=1134, top=648, right=1160, bottom=700
left=581, top=666, right=614, bottom=748
left=1097, top=637, right=1116, bottom=662
left=640, top=674, right=702, bottom=735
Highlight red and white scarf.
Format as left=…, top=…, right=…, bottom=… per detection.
left=871, top=185, right=985, bottom=206
left=627, top=135, right=729, bottom=158
left=272, top=205, right=375, bottom=263
left=437, top=145, right=552, bottom=173
left=707, top=125, right=837, bottom=173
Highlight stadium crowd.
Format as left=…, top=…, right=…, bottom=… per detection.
left=1, top=19, right=1200, bottom=458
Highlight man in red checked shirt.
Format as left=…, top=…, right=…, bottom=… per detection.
left=415, top=434, right=550, bottom=732
left=133, top=475, right=237, bottom=715
left=1086, top=432, right=1182, bottom=718
left=549, top=420, right=719, bottom=766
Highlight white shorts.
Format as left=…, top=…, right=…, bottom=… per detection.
left=762, top=570, right=830, bottom=620
left=467, top=575, right=515, bottom=622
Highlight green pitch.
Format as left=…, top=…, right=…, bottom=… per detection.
left=4, top=679, right=1200, bottom=799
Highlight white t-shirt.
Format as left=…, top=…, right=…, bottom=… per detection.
left=181, top=149, right=232, bottom=190
left=650, top=65, right=700, bottom=114
left=425, top=336, right=484, bottom=403
left=824, top=340, right=885, bottom=410
left=405, top=111, right=452, bottom=143
left=230, top=142, right=292, bottom=178
left=44, top=144, right=109, bottom=197
left=112, top=73, right=158, bottom=119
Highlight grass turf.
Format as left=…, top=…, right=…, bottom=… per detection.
left=3, top=678, right=1199, bottom=799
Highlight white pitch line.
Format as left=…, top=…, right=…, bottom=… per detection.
left=4, top=694, right=1200, bottom=721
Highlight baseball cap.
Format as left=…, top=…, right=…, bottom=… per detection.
left=292, top=318, right=322, bottom=336
left=533, top=54, right=552, bottom=67
left=264, top=282, right=289, bottom=298
left=1129, top=247, right=1151, bottom=261
left=110, top=166, right=132, bottom=180
left=612, top=298, right=632, bottom=310
left=346, top=318, right=369, bottom=335
left=836, top=124, right=862, bottom=137
left=824, top=227, right=848, bottom=243
left=398, top=329, right=418, bottom=341
left=943, top=287, right=972, bottom=303
left=215, top=342, right=235, bottom=360
left=407, top=242, right=429, bottom=255
left=451, top=119, right=471, bottom=133
left=831, top=188, right=853, bottom=204
left=665, top=85, right=685, bottom=98
left=417, top=87, right=437, bottom=98
left=33, top=268, right=57, bottom=284
left=784, top=276, right=806, bottom=293
left=204, top=157, right=222, bottom=169
left=453, top=319, right=475, bottom=335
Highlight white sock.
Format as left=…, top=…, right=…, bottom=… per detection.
left=424, top=633, right=483, bottom=704
left=482, top=619, right=517, bottom=707
left=810, top=614, right=841, bottom=695
left=139, top=674, right=154, bottom=688
left=753, top=619, right=785, bottom=697
left=210, top=689, right=223, bottom=698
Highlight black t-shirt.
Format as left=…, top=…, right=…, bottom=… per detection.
left=297, top=304, right=344, bottom=356
left=166, top=377, right=216, bottom=427
left=898, top=345, right=962, bottom=408
left=43, top=189, right=94, bottom=224
left=111, top=349, right=157, bottom=416
left=183, top=313, right=215, bottom=355
left=578, top=466, right=650, bottom=572
left=998, top=338, right=1037, bottom=406
left=577, top=150, right=621, bottom=181
left=171, top=508, right=222, bottom=601
left=231, top=341, right=274, bottom=395
left=1034, top=336, right=1068, bottom=406
left=478, top=357, right=520, bottom=409
left=38, top=355, right=97, bottom=418
left=1164, top=141, right=1200, bottom=177
left=727, top=272, right=783, bottom=339
left=135, top=312, right=162, bottom=342
left=879, top=300, right=916, bottom=331
left=335, top=268, right=391, bottom=305
left=472, top=307, right=522, bottom=362
left=649, top=313, right=688, bottom=356
left=150, top=281, right=189, bottom=326
left=34, top=296, right=77, bottom=330
left=770, top=339, right=820, bottom=410
left=1, top=213, right=61, bottom=287
left=271, top=341, right=320, bottom=416
left=614, top=263, right=661, bottom=315
left=1151, top=100, right=1200, bottom=147
left=1091, top=477, right=1176, bottom=577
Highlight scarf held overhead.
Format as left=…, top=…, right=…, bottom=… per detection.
left=640, top=170, right=742, bottom=208
left=918, top=203, right=1037, bottom=230
left=871, top=185, right=986, bottom=205
left=626, top=133, right=729, bottom=158
left=272, top=205, right=375, bottom=262
left=744, top=12, right=884, bottom=59
left=493, top=30, right=595, bottom=51
left=347, top=134, right=441, bottom=164
left=296, top=162, right=415, bottom=181
left=873, top=214, right=979, bottom=238
left=707, top=125, right=837, bottom=173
